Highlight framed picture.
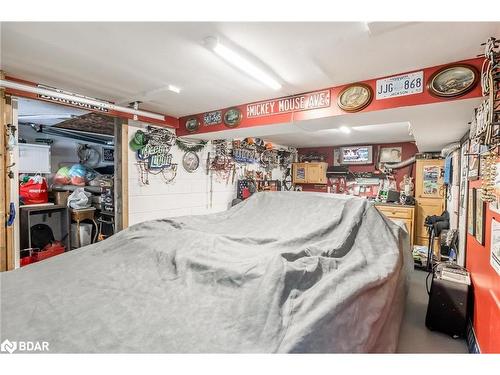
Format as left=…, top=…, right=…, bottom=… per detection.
left=427, top=64, right=479, bottom=98
left=468, top=188, right=476, bottom=236
left=333, top=148, right=341, bottom=166
left=475, top=195, right=486, bottom=245
left=337, top=83, right=372, bottom=112
left=379, top=147, right=402, bottom=163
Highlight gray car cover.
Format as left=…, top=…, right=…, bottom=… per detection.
left=0, top=192, right=411, bottom=353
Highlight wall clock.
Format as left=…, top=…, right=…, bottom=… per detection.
left=223, top=108, right=242, bottom=127
left=337, top=83, right=372, bottom=112
left=427, top=64, right=479, bottom=98
left=182, top=151, right=200, bottom=173
left=185, top=117, right=200, bottom=133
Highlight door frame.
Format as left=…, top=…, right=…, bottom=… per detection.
left=1, top=73, right=16, bottom=271
left=0, top=79, right=131, bottom=271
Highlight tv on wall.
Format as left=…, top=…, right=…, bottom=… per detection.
left=340, top=145, right=373, bottom=165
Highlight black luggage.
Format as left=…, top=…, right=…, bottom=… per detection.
left=425, top=266, right=470, bottom=338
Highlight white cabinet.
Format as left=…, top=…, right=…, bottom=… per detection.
left=19, top=144, right=51, bottom=173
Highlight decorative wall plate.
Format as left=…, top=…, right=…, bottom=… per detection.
left=427, top=64, right=478, bottom=98
left=223, top=108, right=243, bottom=127
left=185, top=117, right=200, bottom=133
left=337, top=83, right=372, bottom=112
left=182, top=151, right=200, bottom=173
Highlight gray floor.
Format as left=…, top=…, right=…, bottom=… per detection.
left=397, top=268, right=469, bottom=353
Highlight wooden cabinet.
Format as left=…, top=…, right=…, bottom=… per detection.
left=375, top=204, right=415, bottom=246
left=292, top=162, right=328, bottom=184
left=414, top=159, right=445, bottom=247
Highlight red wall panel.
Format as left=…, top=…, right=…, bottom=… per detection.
left=298, top=141, right=418, bottom=189
left=466, top=180, right=500, bottom=353
left=178, top=57, right=484, bottom=137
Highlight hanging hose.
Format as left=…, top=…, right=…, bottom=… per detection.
left=380, top=156, right=416, bottom=171
left=440, top=142, right=461, bottom=158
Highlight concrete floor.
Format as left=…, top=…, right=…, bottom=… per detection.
left=397, top=268, right=469, bottom=353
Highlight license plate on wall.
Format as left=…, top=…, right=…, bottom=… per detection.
left=376, top=71, right=424, bottom=99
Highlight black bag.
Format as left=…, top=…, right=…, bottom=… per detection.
left=30, top=224, right=55, bottom=249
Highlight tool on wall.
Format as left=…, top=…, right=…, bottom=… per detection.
left=206, top=140, right=235, bottom=184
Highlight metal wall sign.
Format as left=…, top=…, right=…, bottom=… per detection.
left=203, top=110, right=222, bottom=126
left=37, top=84, right=110, bottom=112
left=246, top=89, right=331, bottom=118
left=376, top=71, right=424, bottom=100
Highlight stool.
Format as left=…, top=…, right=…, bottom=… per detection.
left=97, top=213, right=115, bottom=241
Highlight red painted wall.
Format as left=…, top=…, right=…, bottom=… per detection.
left=177, top=57, right=484, bottom=137
left=298, top=141, right=418, bottom=189
left=466, top=180, right=500, bottom=353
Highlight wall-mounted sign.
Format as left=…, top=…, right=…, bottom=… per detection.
left=337, top=84, right=372, bottom=112
left=37, top=84, right=109, bottom=112
left=223, top=108, right=242, bottom=127
left=203, top=110, right=222, bottom=126
left=137, top=144, right=172, bottom=168
left=246, top=89, right=331, bottom=118
left=102, top=148, right=114, bottom=163
left=427, top=64, right=478, bottom=98
left=185, top=117, right=200, bottom=133
left=182, top=151, right=200, bottom=173
left=376, top=71, right=423, bottom=100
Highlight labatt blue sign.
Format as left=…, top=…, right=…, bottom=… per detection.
left=137, top=143, right=173, bottom=169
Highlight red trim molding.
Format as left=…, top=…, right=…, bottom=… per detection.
left=177, top=57, right=485, bottom=137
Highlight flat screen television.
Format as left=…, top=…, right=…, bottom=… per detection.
left=340, top=145, right=373, bottom=165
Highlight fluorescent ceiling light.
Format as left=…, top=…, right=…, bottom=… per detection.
left=206, top=37, right=282, bottom=90
left=168, top=84, right=181, bottom=94
left=339, top=126, right=351, bottom=134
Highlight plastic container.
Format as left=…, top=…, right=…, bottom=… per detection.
left=31, top=243, right=65, bottom=262
left=71, top=223, right=92, bottom=248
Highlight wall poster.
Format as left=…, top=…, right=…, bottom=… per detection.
left=490, top=219, right=500, bottom=276
left=423, top=165, right=440, bottom=196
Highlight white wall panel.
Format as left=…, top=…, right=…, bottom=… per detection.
left=127, top=121, right=237, bottom=226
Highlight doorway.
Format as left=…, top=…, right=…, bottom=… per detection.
left=1, top=95, right=127, bottom=270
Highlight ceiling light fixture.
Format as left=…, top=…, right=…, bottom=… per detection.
left=168, top=84, right=181, bottom=94
left=339, top=126, right=351, bottom=134
left=205, top=36, right=282, bottom=90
